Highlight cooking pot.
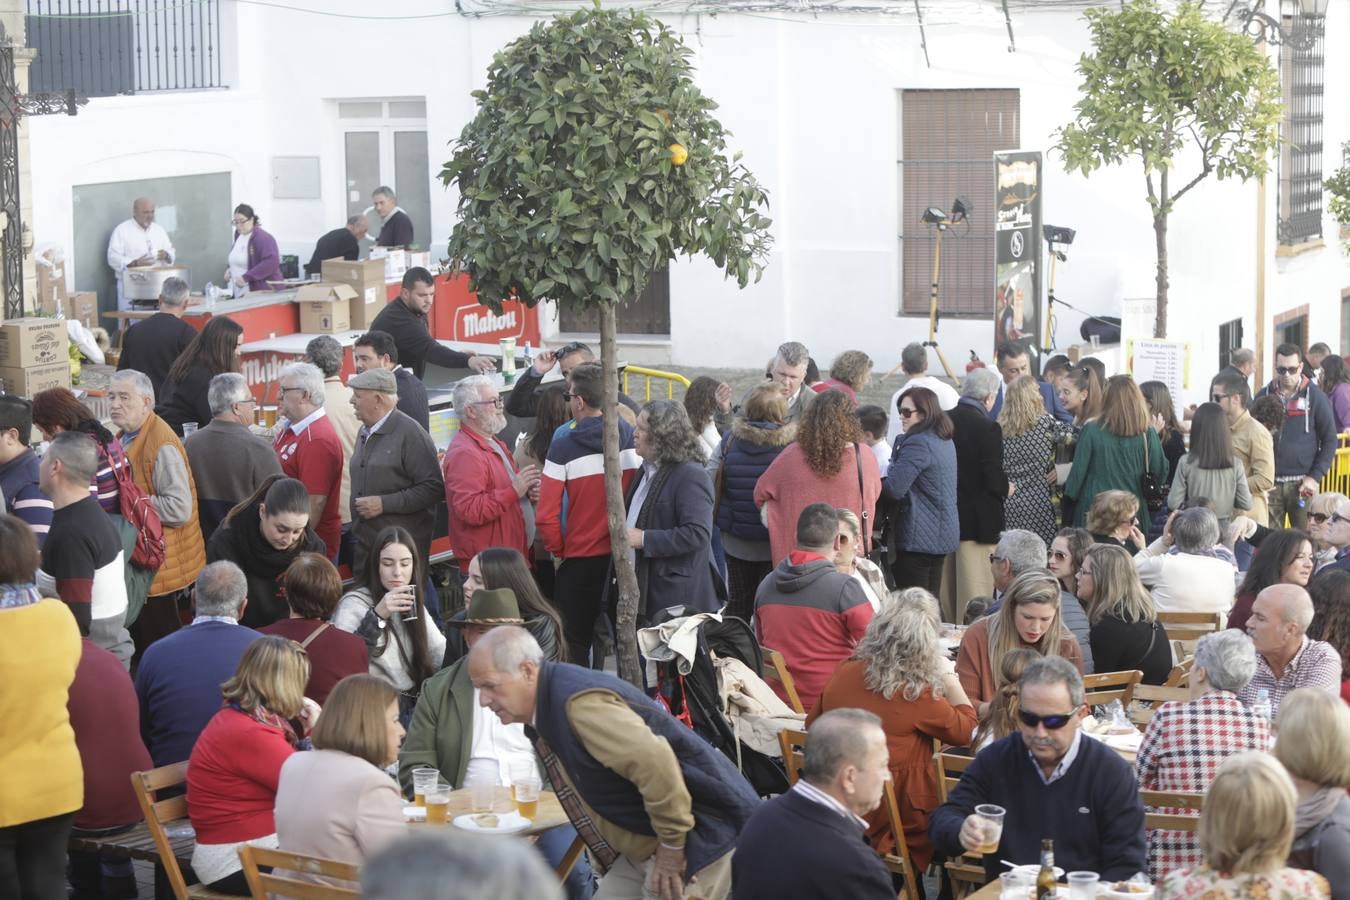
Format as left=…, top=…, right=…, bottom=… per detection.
left=122, top=265, right=190, bottom=301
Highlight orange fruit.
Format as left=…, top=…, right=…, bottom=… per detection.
left=669, top=143, right=688, bottom=166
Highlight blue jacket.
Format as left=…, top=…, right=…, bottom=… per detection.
left=884, top=430, right=960, bottom=555
left=713, top=421, right=795, bottom=542
left=991, top=379, right=1072, bottom=424
left=1255, top=376, right=1338, bottom=480
left=0, top=448, right=52, bottom=548
left=626, top=461, right=726, bottom=618
left=529, top=661, right=761, bottom=875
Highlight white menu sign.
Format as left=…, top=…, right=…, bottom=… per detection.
left=1129, top=338, right=1189, bottom=403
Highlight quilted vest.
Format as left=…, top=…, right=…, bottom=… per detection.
left=531, top=662, right=760, bottom=874
left=713, top=427, right=790, bottom=541
left=124, top=412, right=206, bottom=596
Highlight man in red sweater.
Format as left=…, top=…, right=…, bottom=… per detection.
left=273, top=362, right=344, bottom=560
left=754, top=503, right=874, bottom=711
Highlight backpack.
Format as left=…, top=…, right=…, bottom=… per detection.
left=106, top=439, right=166, bottom=571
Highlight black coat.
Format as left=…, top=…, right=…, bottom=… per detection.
left=118, top=312, right=197, bottom=400
left=950, top=397, right=1008, bottom=544
left=376, top=209, right=414, bottom=248
left=206, top=501, right=327, bottom=628
left=156, top=364, right=216, bottom=437
left=624, top=461, right=727, bottom=619
left=369, top=297, right=471, bottom=381
left=304, top=227, right=359, bottom=275
left=394, top=367, right=430, bottom=431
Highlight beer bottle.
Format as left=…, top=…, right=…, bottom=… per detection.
left=1036, top=838, right=1057, bottom=900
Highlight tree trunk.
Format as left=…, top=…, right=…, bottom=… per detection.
left=600, top=303, right=643, bottom=687
left=1153, top=169, right=1169, bottom=339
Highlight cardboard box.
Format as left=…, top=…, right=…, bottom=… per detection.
left=321, top=258, right=388, bottom=328
left=35, top=263, right=68, bottom=315
left=64, top=291, right=98, bottom=328
left=0, top=361, right=72, bottom=397
left=295, top=283, right=356, bottom=333
left=407, top=251, right=432, bottom=271
left=0, top=317, right=68, bottom=367
left=380, top=249, right=407, bottom=283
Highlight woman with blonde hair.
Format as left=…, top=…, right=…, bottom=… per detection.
left=999, top=374, right=1071, bottom=544
left=1064, top=375, right=1168, bottom=529
left=971, top=647, right=1040, bottom=750
left=812, top=589, right=976, bottom=871
left=755, top=388, right=881, bottom=566
left=1087, top=489, right=1147, bottom=554
left=813, top=349, right=873, bottom=405
left=955, top=569, right=1083, bottom=712
left=1056, top=364, right=1103, bottom=426
left=1273, top=689, right=1350, bottom=894
left=1306, top=491, right=1347, bottom=572
left=1157, top=751, right=1330, bottom=897
left=833, top=508, right=889, bottom=612
left=1077, top=544, right=1171, bottom=684
left=274, top=674, right=407, bottom=883
left=187, top=635, right=317, bottom=894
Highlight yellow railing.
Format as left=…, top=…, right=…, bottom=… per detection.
left=622, top=365, right=691, bottom=401
left=1321, top=444, right=1350, bottom=496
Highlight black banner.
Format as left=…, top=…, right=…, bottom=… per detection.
left=994, top=150, right=1042, bottom=371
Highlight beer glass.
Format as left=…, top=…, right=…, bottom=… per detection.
left=425, top=787, right=450, bottom=825
left=974, top=804, right=1006, bottom=855
left=513, top=776, right=541, bottom=820
left=411, top=767, right=440, bottom=807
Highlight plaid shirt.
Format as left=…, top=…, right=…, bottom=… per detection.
left=1135, top=692, right=1270, bottom=881
left=1236, top=636, right=1343, bottom=719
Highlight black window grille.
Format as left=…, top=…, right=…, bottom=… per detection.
left=1277, top=13, right=1324, bottom=246
left=1218, top=318, right=1243, bottom=373
left=899, top=89, right=1020, bottom=317
left=25, top=1, right=225, bottom=98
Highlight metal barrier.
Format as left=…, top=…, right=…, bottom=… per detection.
left=1321, top=445, right=1350, bottom=496
left=622, top=365, right=690, bottom=401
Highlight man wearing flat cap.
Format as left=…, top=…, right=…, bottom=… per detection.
left=347, top=367, right=444, bottom=576
left=399, top=588, right=594, bottom=898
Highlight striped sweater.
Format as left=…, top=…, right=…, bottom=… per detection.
left=0, top=448, right=53, bottom=547
left=537, top=415, right=641, bottom=558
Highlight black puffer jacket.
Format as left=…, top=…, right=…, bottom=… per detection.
left=206, top=500, right=326, bottom=628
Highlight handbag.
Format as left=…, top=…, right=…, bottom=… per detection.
left=107, top=440, right=167, bottom=571
left=1140, top=433, right=1167, bottom=513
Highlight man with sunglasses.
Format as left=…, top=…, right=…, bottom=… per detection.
left=1210, top=370, right=1275, bottom=530
left=930, top=656, right=1146, bottom=884
left=1254, top=343, right=1336, bottom=531
left=504, top=340, right=640, bottom=419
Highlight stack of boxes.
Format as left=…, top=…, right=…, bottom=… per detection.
left=0, top=318, right=71, bottom=395
left=295, top=283, right=358, bottom=334
left=321, top=258, right=388, bottom=329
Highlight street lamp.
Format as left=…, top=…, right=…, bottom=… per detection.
left=1226, top=0, right=1329, bottom=49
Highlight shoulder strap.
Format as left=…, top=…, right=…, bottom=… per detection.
left=853, top=443, right=871, bottom=553
left=300, top=621, right=332, bottom=649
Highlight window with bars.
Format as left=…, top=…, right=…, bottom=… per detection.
left=898, top=89, right=1019, bottom=317
left=1277, top=14, right=1324, bottom=246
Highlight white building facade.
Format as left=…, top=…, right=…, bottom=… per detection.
left=24, top=0, right=1350, bottom=404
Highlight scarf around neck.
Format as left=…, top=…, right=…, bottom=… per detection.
left=1294, top=784, right=1343, bottom=835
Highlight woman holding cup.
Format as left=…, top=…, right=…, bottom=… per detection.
left=334, top=526, right=445, bottom=724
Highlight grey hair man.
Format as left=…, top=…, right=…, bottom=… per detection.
left=115, top=276, right=196, bottom=396
left=988, top=531, right=1095, bottom=674
left=732, top=709, right=894, bottom=898
left=363, top=832, right=563, bottom=900
left=767, top=341, right=815, bottom=423
left=1240, top=584, right=1342, bottom=718
left=887, top=342, right=960, bottom=443
left=507, top=338, right=640, bottom=419
left=36, top=431, right=133, bottom=665
left=184, top=372, right=282, bottom=542
left=304, top=335, right=360, bottom=530
left=372, top=185, right=414, bottom=248
left=469, top=626, right=760, bottom=900
left=961, top=367, right=1001, bottom=408
left=931, top=654, right=1147, bottom=882
left=134, top=559, right=263, bottom=766
left=1135, top=506, right=1237, bottom=636
left=274, top=361, right=344, bottom=559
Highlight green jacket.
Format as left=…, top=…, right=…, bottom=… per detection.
left=1063, top=422, right=1168, bottom=528
left=397, top=657, right=547, bottom=795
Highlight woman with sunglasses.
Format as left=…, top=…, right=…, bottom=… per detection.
left=1305, top=492, right=1347, bottom=573
left=1047, top=527, right=1093, bottom=595
left=1226, top=529, right=1315, bottom=630
left=1086, top=489, right=1147, bottom=555
left=879, top=387, right=959, bottom=596
left=1077, top=544, right=1171, bottom=685
left=955, top=569, right=1083, bottom=714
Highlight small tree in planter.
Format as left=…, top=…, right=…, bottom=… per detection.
left=441, top=0, right=772, bottom=686
left=1055, top=0, right=1281, bottom=338
left=1328, top=142, right=1350, bottom=251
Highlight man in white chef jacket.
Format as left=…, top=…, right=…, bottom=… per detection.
left=107, top=197, right=176, bottom=319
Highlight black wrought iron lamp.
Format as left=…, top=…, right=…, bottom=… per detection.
left=1226, top=0, right=1330, bottom=49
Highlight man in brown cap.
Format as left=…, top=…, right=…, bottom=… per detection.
left=347, top=367, right=443, bottom=576
left=399, top=588, right=594, bottom=898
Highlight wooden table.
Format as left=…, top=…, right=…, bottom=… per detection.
left=415, top=787, right=585, bottom=879
left=967, top=882, right=1002, bottom=899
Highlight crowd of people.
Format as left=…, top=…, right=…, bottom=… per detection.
left=3, top=313, right=1350, bottom=900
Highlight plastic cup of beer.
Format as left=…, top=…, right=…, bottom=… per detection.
left=973, top=804, right=1006, bottom=854
left=499, top=337, right=516, bottom=384
left=468, top=779, right=495, bottom=814
left=507, top=760, right=533, bottom=801
left=513, top=775, right=541, bottom=820
left=411, top=767, right=440, bottom=807
left=998, top=871, right=1032, bottom=899
left=1067, top=872, right=1100, bottom=900
left=425, top=787, right=450, bottom=825
left=182, top=422, right=198, bottom=436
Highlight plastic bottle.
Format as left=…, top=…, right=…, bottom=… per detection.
left=1251, top=687, right=1272, bottom=722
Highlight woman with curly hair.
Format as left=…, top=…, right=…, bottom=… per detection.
left=755, top=388, right=881, bottom=566
left=881, top=386, right=958, bottom=594
left=683, top=376, right=728, bottom=458
left=157, top=315, right=244, bottom=436
left=625, top=399, right=726, bottom=619
left=999, top=374, right=1071, bottom=544
left=812, top=350, right=873, bottom=406
left=811, top=590, right=976, bottom=871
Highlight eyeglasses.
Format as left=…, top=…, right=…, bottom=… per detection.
left=1018, top=710, right=1075, bottom=730
left=1276, top=366, right=1301, bottom=375
left=233, top=397, right=258, bottom=406
left=472, top=397, right=504, bottom=408
left=559, top=341, right=592, bottom=357
left=231, top=217, right=249, bottom=226
left=988, top=554, right=1005, bottom=564
left=279, top=386, right=305, bottom=396
left=1211, top=393, right=1230, bottom=402
left=1331, top=513, right=1350, bottom=525
left=1049, top=550, right=1069, bottom=560
left=562, top=392, right=574, bottom=401
left=898, top=408, right=919, bottom=419
left=1309, top=512, right=1330, bottom=524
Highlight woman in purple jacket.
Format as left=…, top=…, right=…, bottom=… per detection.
left=225, top=204, right=282, bottom=292
left=1319, top=354, right=1350, bottom=434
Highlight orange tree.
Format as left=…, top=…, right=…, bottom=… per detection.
left=441, top=0, right=772, bottom=686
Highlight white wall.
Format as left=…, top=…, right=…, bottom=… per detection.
left=25, top=0, right=1350, bottom=386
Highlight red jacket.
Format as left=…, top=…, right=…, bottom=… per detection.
left=442, top=426, right=529, bottom=563
left=186, top=707, right=295, bottom=844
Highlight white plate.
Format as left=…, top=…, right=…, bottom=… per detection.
left=1011, top=865, right=1065, bottom=880
left=452, top=811, right=531, bottom=834
left=402, top=805, right=426, bottom=822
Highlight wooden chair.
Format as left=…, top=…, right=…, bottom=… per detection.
left=760, top=645, right=805, bottom=715
left=1165, top=656, right=1195, bottom=688
left=778, top=728, right=807, bottom=785
left=1158, top=611, right=1224, bottom=661
left=130, top=763, right=236, bottom=900
left=1128, top=684, right=1191, bottom=731
left=933, top=751, right=984, bottom=900
left=1082, top=669, right=1143, bottom=708
left=238, top=846, right=359, bottom=900
left=1140, top=789, right=1204, bottom=832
